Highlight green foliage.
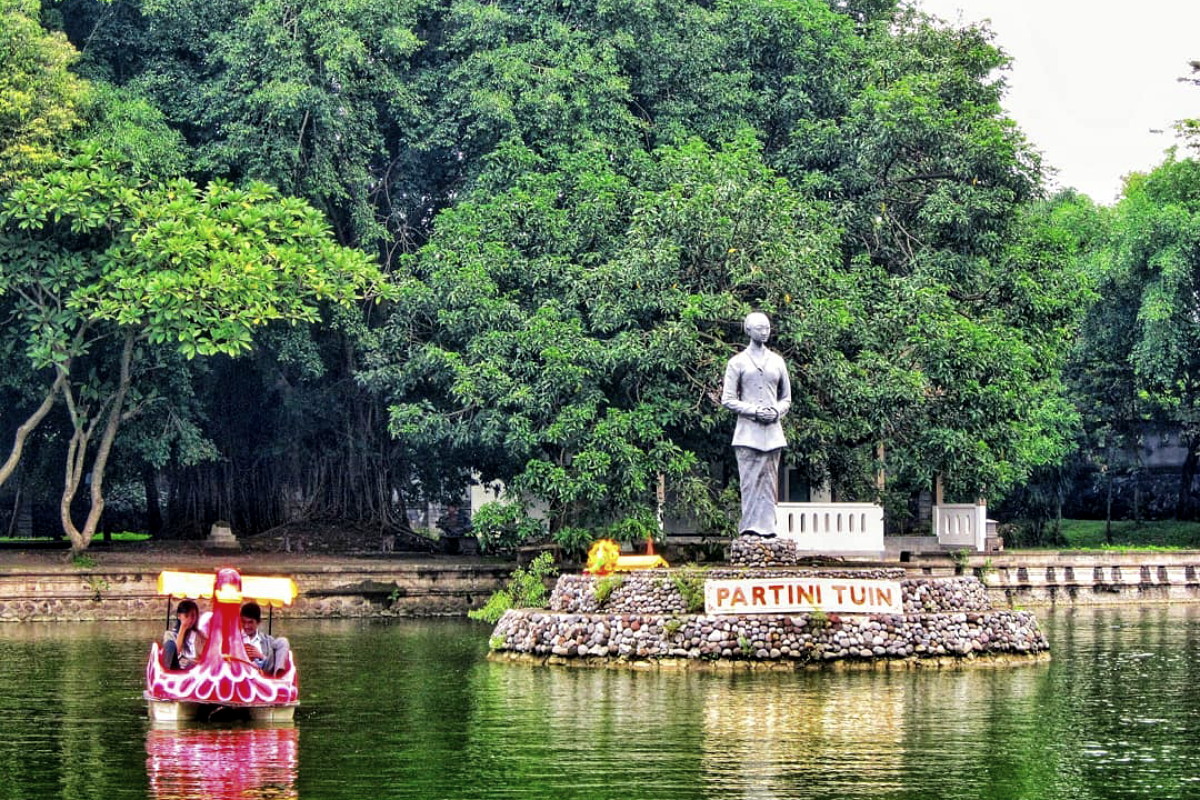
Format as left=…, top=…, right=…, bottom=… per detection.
left=509, top=551, right=558, bottom=607
left=601, top=513, right=659, bottom=548
left=950, top=548, right=971, bottom=570
left=662, top=617, right=683, bottom=637
left=467, top=551, right=558, bottom=623
left=103, top=531, right=150, bottom=542
left=592, top=575, right=624, bottom=607
left=78, top=83, right=189, bottom=178
left=466, top=589, right=514, bottom=625
left=1056, top=519, right=1200, bottom=551
left=669, top=565, right=708, bottom=614
left=1, top=146, right=390, bottom=360
left=356, top=2, right=1080, bottom=526
left=47, top=0, right=1092, bottom=539
left=1069, top=156, right=1200, bottom=519
left=975, top=558, right=994, bottom=581
left=552, top=526, right=594, bottom=560
left=471, top=502, right=546, bottom=555
left=0, top=145, right=390, bottom=549
left=84, top=574, right=109, bottom=600
left=0, top=0, right=88, bottom=185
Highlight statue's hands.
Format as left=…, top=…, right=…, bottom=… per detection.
left=754, top=406, right=779, bottom=424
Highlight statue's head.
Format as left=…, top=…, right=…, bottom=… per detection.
left=744, top=312, right=771, bottom=341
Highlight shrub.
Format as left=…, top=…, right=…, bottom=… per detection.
left=602, top=512, right=659, bottom=548
left=670, top=565, right=709, bottom=613
left=593, top=575, right=624, bottom=606
left=471, top=502, right=545, bottom=554
left=553, top=526, right=595, bottom=560
left=468, top=552, right=559, bottom=624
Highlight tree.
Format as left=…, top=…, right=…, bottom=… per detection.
left=358, top=1, right=1087, bottom=537
left=367, top=135, right=841, bottom=537
left=59, top=0, right=1088, bottom=540
left=0, top=146, right=390, bottom=552
left=1080, top=156, right=1200, bottom=520
left=0, top=0, right=88, bottom=185
left=1176, top=58, right=1200, bottom=149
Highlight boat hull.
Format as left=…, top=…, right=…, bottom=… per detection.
left=146, top=695, right=298, bottom=724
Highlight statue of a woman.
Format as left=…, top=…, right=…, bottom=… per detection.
left=721, top=312, right=791, bottom=536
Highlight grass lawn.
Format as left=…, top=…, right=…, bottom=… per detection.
left=1057, top=519, right=1200, bottom=550
left=0, top=531, right=151, bottom=544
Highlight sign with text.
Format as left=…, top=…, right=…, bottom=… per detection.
left=704, top=577, right=904, bottom=616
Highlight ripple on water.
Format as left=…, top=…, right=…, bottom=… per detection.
left=4, top=611, right=1200, bottom=799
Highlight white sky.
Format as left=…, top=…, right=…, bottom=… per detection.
left=916, top=0, right=1200, bottom=204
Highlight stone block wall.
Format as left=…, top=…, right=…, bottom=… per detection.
left=494, top=571, right=1047, bottom=667
left=0, top=562, right=510, bottom=622
left=550, top=571, right=991, bottom=616
left=493, top=608, right=1047, bottom=663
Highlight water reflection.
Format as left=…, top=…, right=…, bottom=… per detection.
left=4, top=612, right=1200, bottom=799
left=146, top=726, right=298, bottom=800
left=699, top=672, right=910, bottom=796
left=465, top=655, right=1050, bottom=799
left=694, top=664, right=1049, bottom=799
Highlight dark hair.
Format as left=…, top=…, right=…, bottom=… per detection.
left=176, top=599, right=198, bottom=616
left=240, top=601, right=262, bottom=622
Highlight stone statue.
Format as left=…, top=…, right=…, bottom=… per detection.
left=721, top=312, right=791, bottom=536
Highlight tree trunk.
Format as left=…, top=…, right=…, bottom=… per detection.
left=1105, top=468, right=1113, bottom=545
left=0, top=369, right=67, bottom=489
left=1177, top=437, right=1198, bottom=521
left=143, top=465, right=163, bottom=537
left=1133, top=469, right=1142, bottom=522
left=63, top=333, right=135, bottom=555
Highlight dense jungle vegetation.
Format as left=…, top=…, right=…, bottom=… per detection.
left=1, top=0, right=1197, bottom=553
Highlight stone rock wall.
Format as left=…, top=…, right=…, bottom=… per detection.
left=550, top=571, right=990, bottom=616
left=492, top=608, right=1047, bottom=663
left=494, top=570, right=1047, bottom=667
left=728, top=536, right=797, bottom=567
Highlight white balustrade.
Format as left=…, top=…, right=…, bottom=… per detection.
left=933, top=503, right=987, bottom=551
left=775, top=502, right=885, bottom=554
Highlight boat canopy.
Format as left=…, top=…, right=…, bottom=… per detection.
left=156, top=570, right=298, bottom=607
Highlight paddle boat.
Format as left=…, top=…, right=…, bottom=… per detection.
left=144, top=567, right=300, bottom=723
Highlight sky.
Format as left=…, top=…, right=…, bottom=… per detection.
left=916, top=0, right=1200, bottom=204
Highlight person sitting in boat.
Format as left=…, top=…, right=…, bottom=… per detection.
left=240, top=601, right=291, bottom=677
left=161, top=599, right=207, bottom=670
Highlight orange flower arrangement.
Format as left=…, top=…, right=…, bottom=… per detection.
left=584, top=539, right=621, bottom=575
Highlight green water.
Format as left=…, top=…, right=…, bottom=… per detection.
left=1, top=606, right=1199, bottom=799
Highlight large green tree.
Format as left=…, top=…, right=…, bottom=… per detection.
left=0, top=146, right=390, bottom=552
left=0, top=0, right=93, bottom=513
left=1078, top=156, right=1200, bottom=519
left=53, top=0, right=1089, bottom=542
left=362, top=0, right=1085, bottom=540
left=367, top=135, right=843, bottom=538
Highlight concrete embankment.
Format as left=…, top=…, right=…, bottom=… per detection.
left=4, top=547, right=1200, bottom=622
left=0, top=552, right=511, bottom=622
left=908, top=550, right=1200, bottom=607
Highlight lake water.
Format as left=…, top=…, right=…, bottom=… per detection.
left=2, top=605, right=1200, bottom=799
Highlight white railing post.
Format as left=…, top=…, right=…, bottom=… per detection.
left=933, top=502, right=988, bottom=551
left=775, top=502, right=885, bottom=554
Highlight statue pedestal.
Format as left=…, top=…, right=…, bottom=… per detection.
left=205, top=523, right=240, bottom=550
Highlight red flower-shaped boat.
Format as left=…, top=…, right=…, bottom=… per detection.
left=144, top=567, right=300, bottom=723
